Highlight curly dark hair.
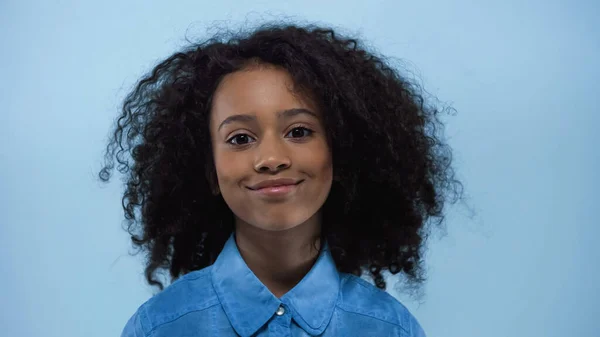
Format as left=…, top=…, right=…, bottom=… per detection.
left=99, top=22, right=463, bottom=292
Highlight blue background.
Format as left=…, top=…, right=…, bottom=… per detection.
left=1, top=1, right=598, bottom=336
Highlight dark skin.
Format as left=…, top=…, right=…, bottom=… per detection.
left=209, top=65, right=333, bottom=297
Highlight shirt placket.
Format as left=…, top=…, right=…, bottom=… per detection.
left=267, top=304, right=292, bottom=337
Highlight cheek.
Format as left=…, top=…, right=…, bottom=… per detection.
left=213, top=152, right=244, bottom=187
left=314, top=144, right=333, bottom=175
left=300, top=143, right=333, bottom=184
left=317, top=156, right=333, bottom=184
left=309, top=150, right=333, bottom=209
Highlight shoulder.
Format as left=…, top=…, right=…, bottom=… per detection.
left=337, top=273, right=426, bottom=336
left=121, top=266, right=220, bottom=337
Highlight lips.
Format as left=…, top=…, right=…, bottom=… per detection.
left=247, top=178, right=302, bottom=191
left=246, top=178, right=304, bottom=198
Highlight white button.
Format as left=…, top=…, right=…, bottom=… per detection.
left=276, top=305, right=285, bottom=316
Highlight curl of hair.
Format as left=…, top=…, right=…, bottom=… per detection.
left=100, top=23, right=463, bottom=292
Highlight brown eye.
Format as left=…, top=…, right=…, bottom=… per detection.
left=227, top=134, right=255, bottom=145
left=286, top=127, right=313, bottom=138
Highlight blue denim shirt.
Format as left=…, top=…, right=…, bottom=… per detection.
left=121, top=234, right=426, bottom=336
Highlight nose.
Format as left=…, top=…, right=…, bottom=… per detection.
left=253, top=134, right=291, bottom=173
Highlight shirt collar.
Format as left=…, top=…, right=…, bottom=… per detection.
left=211, top=233, right=340, bottom=337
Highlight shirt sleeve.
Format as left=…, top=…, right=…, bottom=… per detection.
left=120, top=310, right=146, bottom=337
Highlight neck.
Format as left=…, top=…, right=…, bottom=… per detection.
left=234, top=214, right=322, bottom=298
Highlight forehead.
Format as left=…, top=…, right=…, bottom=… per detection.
left=210, top=67, right=318, bottom=123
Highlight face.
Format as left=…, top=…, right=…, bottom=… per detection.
left=209, top=66, right=333, bottom=232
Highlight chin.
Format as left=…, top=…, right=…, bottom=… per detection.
left=253, top=217, right=304, bottom=232
left=246, top=211, right=318, bottom=232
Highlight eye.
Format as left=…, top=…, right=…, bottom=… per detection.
left=286, top=127, right=314, bottom=138
left=227, top=133, right=256, bottom=145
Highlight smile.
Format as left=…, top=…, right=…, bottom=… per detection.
left=246, top=179, right=304, bottom=197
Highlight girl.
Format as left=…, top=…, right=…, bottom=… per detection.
left=101, top=22, right=462, bottom=337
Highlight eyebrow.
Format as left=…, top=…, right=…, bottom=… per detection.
left=217, top=108, right=318, bottom=131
